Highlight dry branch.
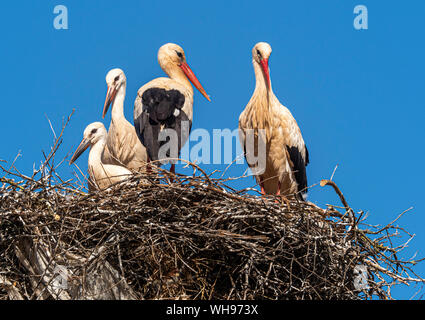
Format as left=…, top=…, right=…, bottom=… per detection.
left=0, top=116, right=424, bottom=300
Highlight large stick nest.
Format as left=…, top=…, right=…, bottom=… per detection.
left=0, top=115, right=424, bottom=300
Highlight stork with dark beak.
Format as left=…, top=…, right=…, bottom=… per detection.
left=102, top=68, right=148, bottom=171
left=239, top=42, right=309, bottom=201
left=134, top=43, right=210, bottom=175
left=70, top=122, right=132, bottom=191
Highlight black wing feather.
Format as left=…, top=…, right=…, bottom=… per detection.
left=286, top=145, right=309, bottom=200
left=135, top=88, right=189, bottom=163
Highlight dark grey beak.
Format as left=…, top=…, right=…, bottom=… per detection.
left=70, top=138, right=90, bottom=164
left=102, top=85, right=118, bottom=119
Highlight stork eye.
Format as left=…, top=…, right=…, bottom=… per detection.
left=256, top=49, right=262, bottom=57
left=114, top=75, right=120, bottom=82
left=91, top=128, right=97, bottom=134
left=176, top=51, right=183, bottom=59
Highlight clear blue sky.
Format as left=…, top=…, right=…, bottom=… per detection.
left=1, top=1, right=424, bottom=299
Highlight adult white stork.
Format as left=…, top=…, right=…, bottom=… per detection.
left=102, top=68, right=148, bottom=171
left=239, top=42, right=309, bottom=201
left=134, top=43, right=210, bottom=174
left=70, top=122, right=132, bottom=191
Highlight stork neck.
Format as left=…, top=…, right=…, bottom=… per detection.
left=89, top=138, right=106, bottom=167
left=253, top=59, right=273, bottom=97
left=165, top=65, right=194, bottom=94
left=111, top=84, right=126, bottom=120
left=250, top=60, right=274, bottom=136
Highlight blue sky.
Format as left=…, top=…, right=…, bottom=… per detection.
left=1, top=1, right=424, bottom=299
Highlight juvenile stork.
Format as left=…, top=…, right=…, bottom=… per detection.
left=70, top=122, right=132, bottom=191
left=102, top=68, right=148, bottom=171
left=239, top=42, right=309, bottom=201
left=134, top=43, right=210, bottom=174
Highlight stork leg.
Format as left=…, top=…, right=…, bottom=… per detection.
left=170, top=163, right=176, bottom=183
left=259, top=180, right=266, bottom=196
left=276, top=181, right=291, bottom=208
left=146, top=157, right=152, bottom=174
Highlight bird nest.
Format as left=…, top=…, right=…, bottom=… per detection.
left=0, top=117, right=424, bottom=300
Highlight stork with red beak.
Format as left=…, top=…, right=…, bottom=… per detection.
left=239, top=42, right=309, bottom=201
left=102, top=68, right=147, bottom=171
left=134, top=43, right=210, bottom=174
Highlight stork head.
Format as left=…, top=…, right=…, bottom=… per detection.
left=102, top=68, right=127, bottom=118
left=70, top=122, right=107, bottom=164
left=158, top=43, right=211, bottom=101
left=252, top=42, right=272, bottom=89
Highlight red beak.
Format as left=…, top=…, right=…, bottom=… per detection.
left=179, top=62, right=211, bottom=101
left=260, top=58, right=270, bottom=89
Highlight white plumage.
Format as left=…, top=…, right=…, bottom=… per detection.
left=133, top=43, right=210, bottom=173
left=239, top=42, right=309, bottom=200
left=70, top=122, right=132, bottom=191
left=102, top=68, right=148, bottom=172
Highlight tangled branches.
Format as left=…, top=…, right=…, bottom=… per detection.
left=0, top=116, right=424, bottom=300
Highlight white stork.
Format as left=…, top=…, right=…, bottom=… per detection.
left=133, top=43, right=210, bottom=174
left=102, top=68, right=148, bottom=171
left=239, top=42, right=309, bottom=201
left=70, top=122, right=132, bottom=191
